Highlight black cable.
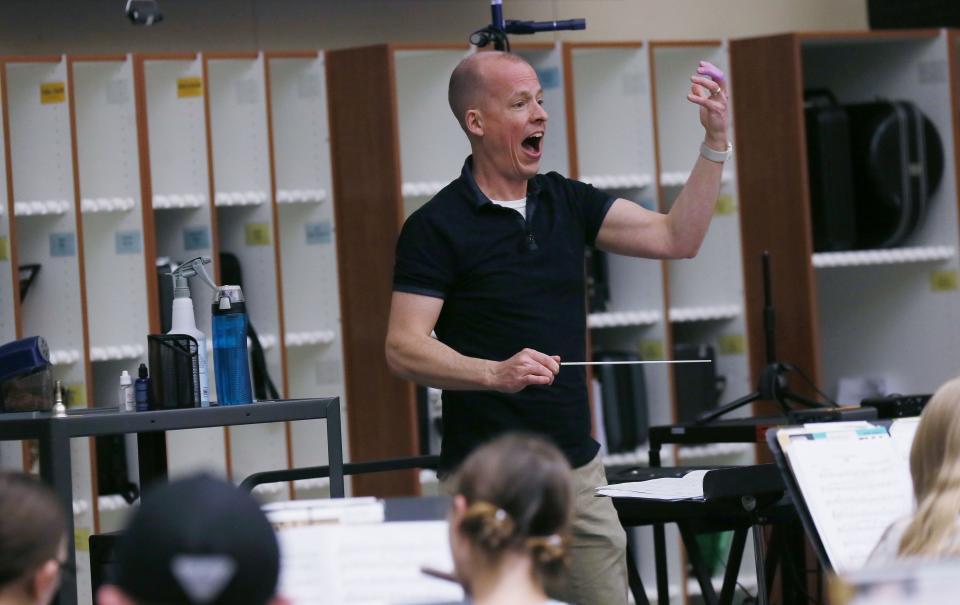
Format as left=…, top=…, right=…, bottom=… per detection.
left=782, top=362, right=839, bottom=408
left=469, top=26, right=511, bottom=51
left=696, top=532, right=758, bottom=604
left=780, top=539, right=822, bottom=605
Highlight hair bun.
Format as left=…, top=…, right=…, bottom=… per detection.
left=460, top=502, right=516, bottom=552
left=527, top=534, right=569, bottom=577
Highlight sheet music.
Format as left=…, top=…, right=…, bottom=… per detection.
left=276, top=520, right=464, bottom=604
left=889, top=417, right=920, bottom=460
left=784, top=428, right=914, bottom=573
left=596, top=470, right=709, bottom=501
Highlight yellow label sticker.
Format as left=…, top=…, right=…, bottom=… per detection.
left=931, top=270, right=959, bottom=292
left=715, top=194, right=737, bottom=216
left=74, top=528, right=91, bottom=551
left=177, top=77, right=203, bottom=98
left=0, top=236, right=8, bottom=262
left=40, top=81, right=65, bottom=104
left=245, top=223, right=272, bottom=247
left=718, top=333, right=747, bottom=356
left=65, top=384, right=86, bottom=408
left=639, top=340, right=664, bottom=361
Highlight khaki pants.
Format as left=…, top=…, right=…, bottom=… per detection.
left=441, top=453, right=628, bottom=605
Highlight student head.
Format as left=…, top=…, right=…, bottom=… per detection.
left=448, top=51, right=547, bottom=182
left=97, top=474, right=288, bottom=605
left=448, top=433, right=573, bottom=594
left=0, top=472, right=68, bottom=605
left=900, top=377, right=960, bottom=557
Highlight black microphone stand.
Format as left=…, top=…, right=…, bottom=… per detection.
left=470, top=0, right=585, bottom=51
left=696, top=251, right=825, bottom=424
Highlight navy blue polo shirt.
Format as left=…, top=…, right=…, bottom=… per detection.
left=393, top=157, right=615, bottom=471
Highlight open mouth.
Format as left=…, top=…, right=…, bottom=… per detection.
left=522, top=133, right=543, bottom=155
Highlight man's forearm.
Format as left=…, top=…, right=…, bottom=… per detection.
left=385, top=332, right=495, bottom=391
left=665, top=150, right=724, bottom=258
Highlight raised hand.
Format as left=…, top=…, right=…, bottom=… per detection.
left=687, top=60, right=729, bottom=149
left=490, top=348, right=561, bottom=393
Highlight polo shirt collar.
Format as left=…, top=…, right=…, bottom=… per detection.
left=460, top=156, right=542, bottom=209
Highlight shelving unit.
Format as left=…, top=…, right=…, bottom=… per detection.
left=134, top=53, right=226, bottom=479
left=650, top=41, right=753, bottom=440
left=395, top=46, right=472, bottom=219
left=69, top=55, right=154, bottom=414
left=563, top=41, right=687, bottom=601
left=327, top=43, right=496, bottom=497
left=2, top=54, right=98, bottom=603
left=204, top=52, right=289, bottom=499
left=731, top=30, right=960, bottom=409
left=0, top=64, right=21, bottom=475
left=563, top=42, right=672, bottom=427
left=265, top=51, right=347, bottom=493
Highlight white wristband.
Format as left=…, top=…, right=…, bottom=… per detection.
left=700, top=141, right=732, bottom=163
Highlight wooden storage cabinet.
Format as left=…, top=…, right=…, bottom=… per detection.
left=326, top=44, right=470, bottom=497
left=564, top=42, right=672, bottom=434
left=71, top=55, right=154, bottom=421
left=0, top=60, right=20, bottom=473
left=204, top=52, right=290, bottom=501
left=731, top=30, right=960, bottom=408
left=134, top=53, right=229, bottom=479
left=266, top=51, right=347, bottom=496
left=650, top=42, right=754, bottom=441
left=0, top=54, right=99, bottom=602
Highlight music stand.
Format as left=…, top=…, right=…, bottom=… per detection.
left=696, top=251, right=826, bottom=424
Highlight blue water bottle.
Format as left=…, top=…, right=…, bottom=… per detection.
left=212, top=285, right=252, bottom=405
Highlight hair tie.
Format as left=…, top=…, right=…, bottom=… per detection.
left=547, top=534, right=562, bottom=546
left=495, top=508, right=507, bottom=523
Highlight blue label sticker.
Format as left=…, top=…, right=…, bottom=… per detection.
left=49, top=233, right=76, bottom=257
left=536, top=67, right=560, bottom=90
left=305, top=221, right=332, bottom=245
left=183, top=226, right=210, bottom=251
left=115, top=230, right=142, bottom=255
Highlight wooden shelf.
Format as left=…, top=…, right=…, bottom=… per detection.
left=151, top=193, right=206, bottom=209
left=80, top=197, right=136, bottom=213
left=812, top=245, right=955, bottom=268
left=588, top=309, right=662, bottom=328
left=13, top=200, right=71, bottom=216
left=214, top=190, right=269, bottom=207
left=580, top=173, right=653, bottom=190
left=89, top=344, right=146, bottom=362
left=277, top=188, right=326, bottom=204
left=669, top=305, right=741, bottom=323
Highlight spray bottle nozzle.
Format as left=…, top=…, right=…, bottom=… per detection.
left=168, top=256, right=219, bottom=299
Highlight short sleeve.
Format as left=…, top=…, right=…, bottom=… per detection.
left=392, top=210, right=456, bottom=299
left=561, top=176, right=615, bottom=246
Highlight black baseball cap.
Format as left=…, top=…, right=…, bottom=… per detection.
left=111, top=474, right=280, bottom=605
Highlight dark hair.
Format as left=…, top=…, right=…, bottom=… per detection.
left=452, top=433, right=573, bottom=581
left=0, top=472, right=66, bottom=586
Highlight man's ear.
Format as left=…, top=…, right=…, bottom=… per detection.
left=464, top=109, right=483, bottom=137
left=29, top=559, right=61, bottom=605
left=97, top=585, right=137, bottom=605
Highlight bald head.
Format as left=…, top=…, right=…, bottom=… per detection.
left=448, top=51, right=534, bottom=132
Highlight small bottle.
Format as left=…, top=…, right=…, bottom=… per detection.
left=118, top=370, right=134, bottom=412
left=52, top=380, right=66, bottom=417
left=212, top=285, right=252, bottom=405
left=135, top=363, right=152, bottom=412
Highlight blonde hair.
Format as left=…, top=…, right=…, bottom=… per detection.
left=899, top=377, right=960, bottom=556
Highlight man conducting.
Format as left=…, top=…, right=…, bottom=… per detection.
left=386, top=50, right=729, bottom=605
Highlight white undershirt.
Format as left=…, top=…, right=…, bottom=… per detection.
left=490, top=197, right=527, bottom=217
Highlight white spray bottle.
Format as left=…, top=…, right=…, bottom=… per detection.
left=169, top=257, right=218, bottom=407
